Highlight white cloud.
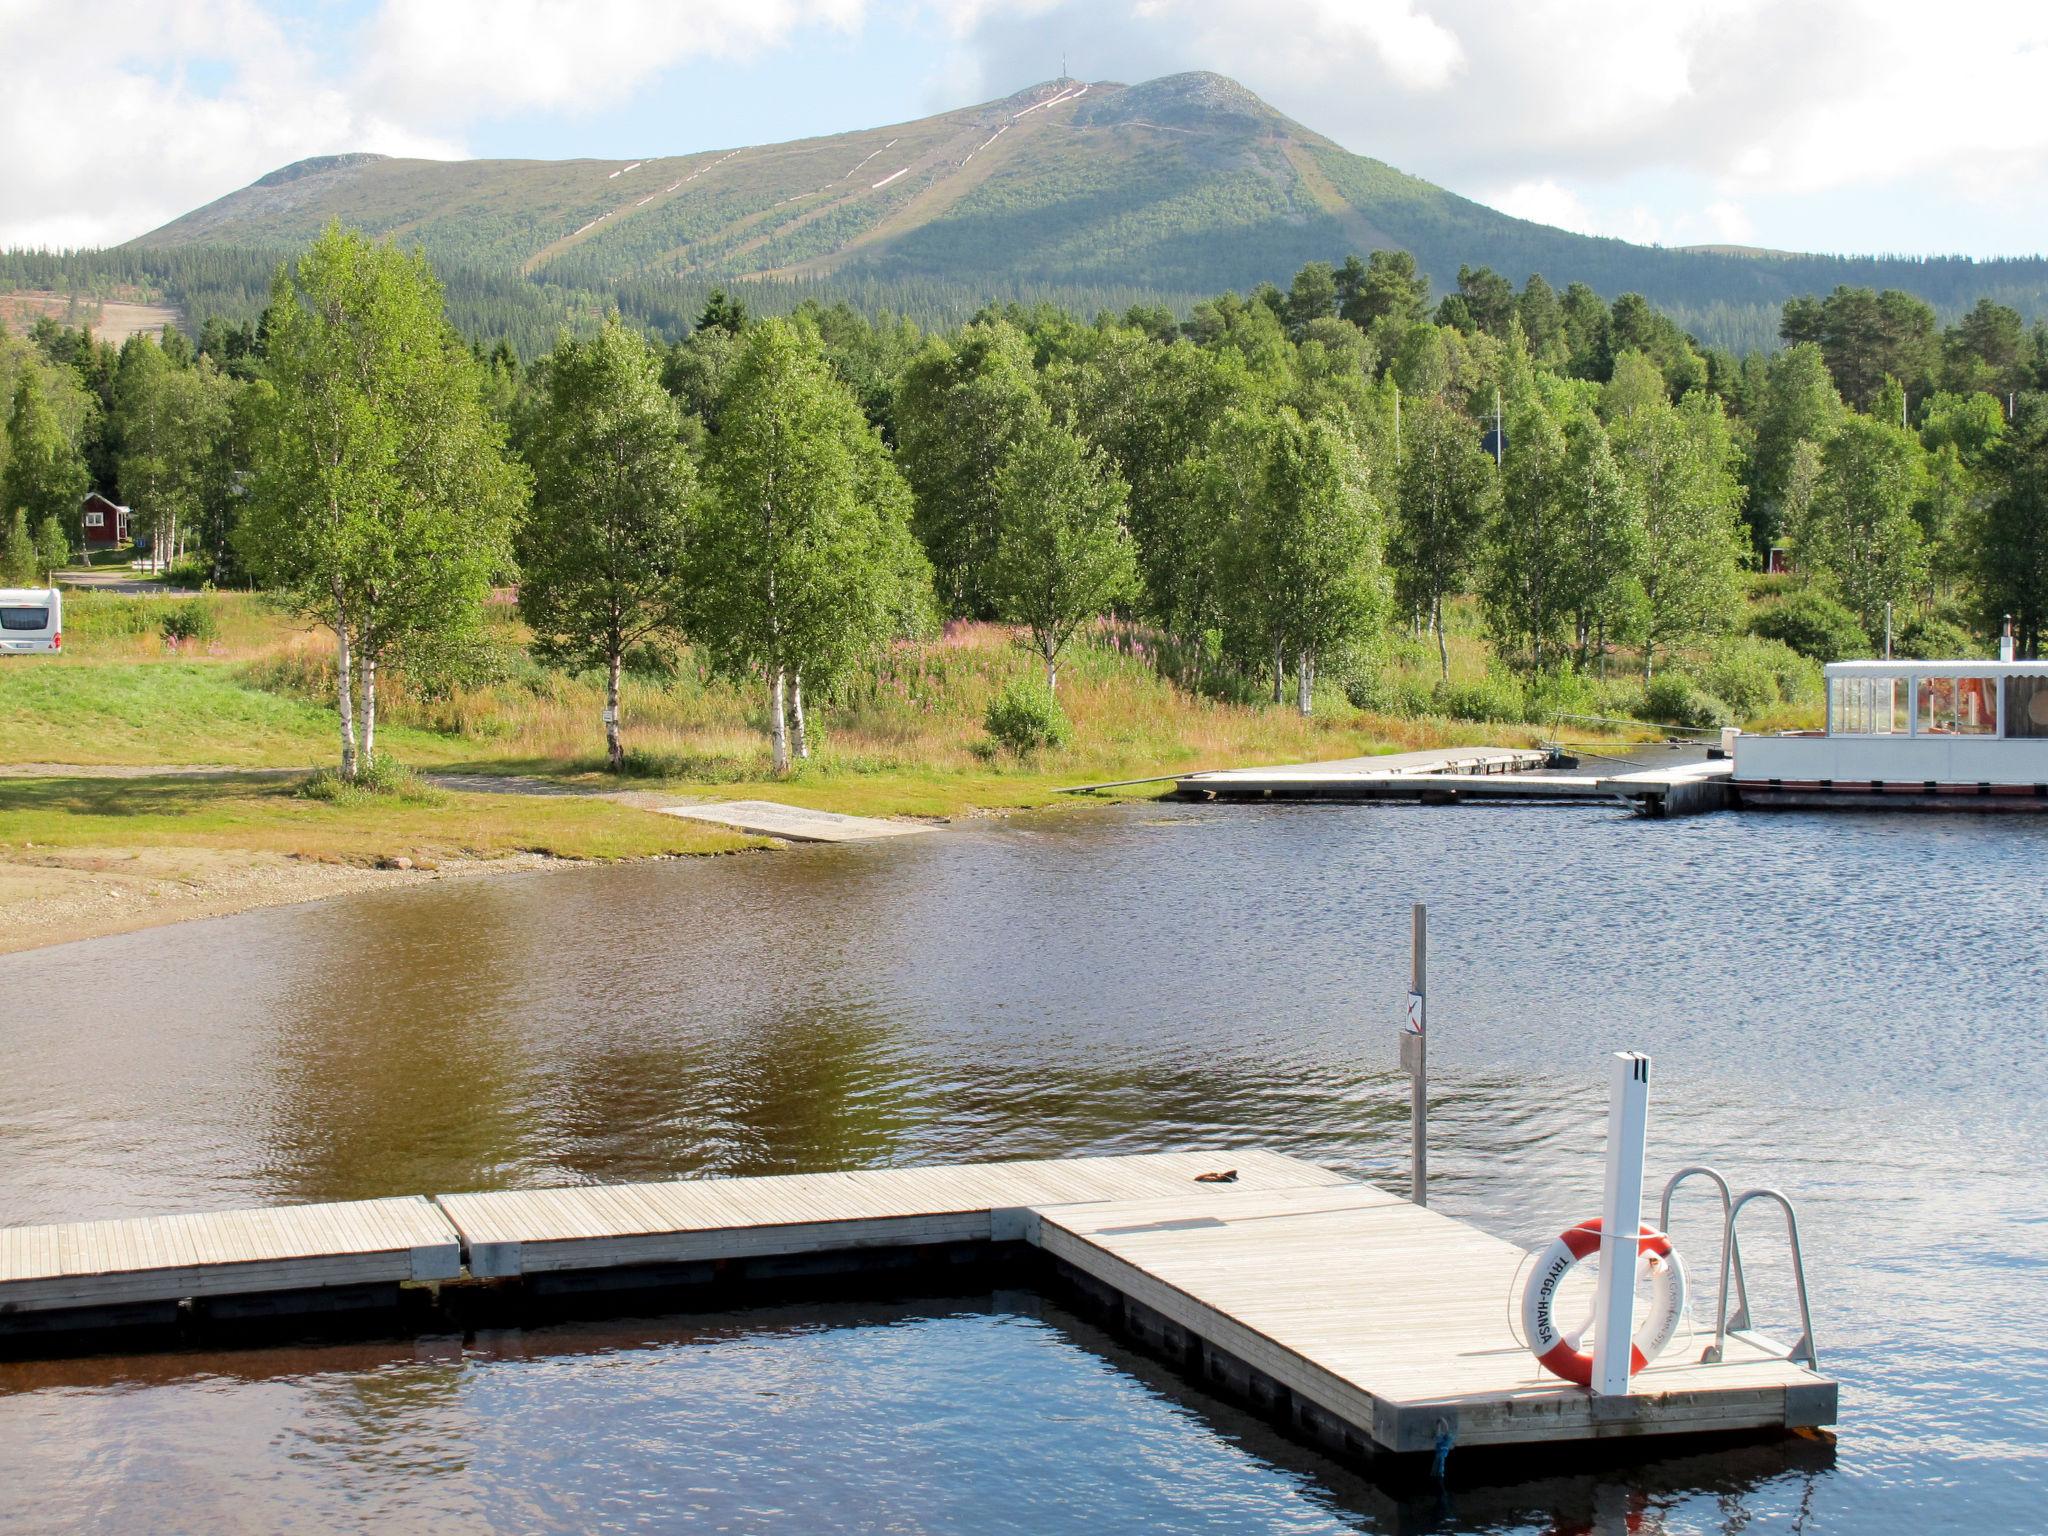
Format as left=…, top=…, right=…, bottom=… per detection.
left=4, top=0, right=2046, bottom=255
left=948, top=0, right=2048, bottom=253
left=0, top=1, right=459, bottom=249
left=359, top=0, right=872, bottom=124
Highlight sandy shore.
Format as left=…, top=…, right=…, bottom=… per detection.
left=0, top=846, right=566, bottom=957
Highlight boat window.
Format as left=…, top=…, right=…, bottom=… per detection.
left=1916, top=676, right=1957, bottom=734
left=1956, top=677, right=1998, bottom=736
left=2004, top=676, right=2048, bottom=739
left=1829, top=676, right=1904, bottom=735
left=0, top=605, right=51, bottom=631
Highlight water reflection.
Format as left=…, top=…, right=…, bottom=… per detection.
left=0, top=1296, right=1838, bottom=1536
left=1, top=801, right=2045, bottom=1531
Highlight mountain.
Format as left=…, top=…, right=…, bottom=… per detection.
left=122, top=72, right=2048, bottom=346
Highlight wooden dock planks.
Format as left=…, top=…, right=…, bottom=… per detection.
left=0, top=1196, right=461, bottom=1315
left=436, top=1149, right=1343, bottom=1279
left=0, top=1151, right=1836, bottom=1457
left=1032, top=1182, right=1834, bottom=1450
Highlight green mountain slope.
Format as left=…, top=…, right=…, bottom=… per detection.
left=127, top=72, right=2048, bottom=339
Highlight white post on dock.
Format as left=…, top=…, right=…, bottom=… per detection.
left=1590, top=1051, right=1651, bottom=1396
left=1401, top=903, right=1427, bottom=1206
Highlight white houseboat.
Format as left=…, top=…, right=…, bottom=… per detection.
left=1733, top=654, right=2048, bottom=809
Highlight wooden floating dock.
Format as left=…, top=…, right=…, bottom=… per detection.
left=0, top=1151, right=1834, bottom=1461
left=1173, top=749, right=1736, bottom=816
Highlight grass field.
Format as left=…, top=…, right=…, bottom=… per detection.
left=0, top=773, right=755, bottom=864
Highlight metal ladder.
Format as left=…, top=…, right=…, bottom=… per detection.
left=1658, top=1166, right=1818, bottom=1369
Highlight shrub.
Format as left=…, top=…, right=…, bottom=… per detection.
left=984, top=677, right=1071, bottom=756
left=1693, top=637, right=1821, bottom=721
left=1694, top=650, right=1774, bottom=722
left=1894, top=617, right=1977, bottom=660
left=1641, top=674, right=1734, bottom=731
left=297, top=755, right=443, bottom=805
left=164, top=554, right=213, bottom=588
left=1433, top=672, right=1526, bottom=724
left=1521, top=667, right=1602, bottom=725
left=1345, top=671, right=1432, bottom=716
left=1750, top=589, right=1869, bottom=662
left=159, top=598, right=219, bottom=645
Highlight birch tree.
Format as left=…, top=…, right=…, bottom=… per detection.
left=1804, top=413, right=1927, bottom=638
left=1211, top=408, right=1385, bottom=714
left=1612, top=392, right=1749, bottom=680
left=987, top=416, right=1136, bottom=695
left=1392, top=395, right=1496, bottom=678
left=688, top=319, right=929, bottom=774
left=518, top=317, right=696, bottom=771
left=239, top=224, right=527, bottom=780
left=113, top=335, right=231, bottom=569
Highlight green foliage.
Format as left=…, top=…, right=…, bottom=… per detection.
left=1391, top=393, right=1496, bottom=675
left=687, top=317, right=930, bottom=772
left=158, top=598, right=219, bottom=645
left=1894, top=615, right=1977, bottom=660
left=1696, top=635, right=1821, bottom=718
left=1641, top=674, right=1734, bottom=731
left=33, top=516, right=71, bottom=579
left=1344, top=669, right=1433, bottom=717
left=1802, top=413, right=1927, bottom=635
left=239, top=223, right=529, bottom=778
left=1433, top=671, right=1527, bottom=724
left=2, top=371, right=89, bottom=532
left=988, top=415, right=1137, bottom=694
left=297, top=755, right=443, bottom=804
left=518, top=316, right=697, bottom=768
left=983, top=675, right=1073, bottom=756
left=1975, top=403, right=2048, bottom=655
left=0, top=509, right=34, bottom=585
left=1750, top=588, right=1871, bottom=661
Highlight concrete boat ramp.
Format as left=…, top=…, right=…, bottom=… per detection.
left=0, top=1151, right=1832, bottom=1466
left=1173, top=747, right=1735, bottom=816
left=655, top=799, right=932, bottom=842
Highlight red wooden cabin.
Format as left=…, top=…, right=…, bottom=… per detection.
left=80, top=492, right=131, bottom=550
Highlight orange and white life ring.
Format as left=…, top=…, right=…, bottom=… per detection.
left=1520, top=1219, right=1687, bottom=1388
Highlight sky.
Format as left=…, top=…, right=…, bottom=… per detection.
left=4, top=0, right=2047, bottom=258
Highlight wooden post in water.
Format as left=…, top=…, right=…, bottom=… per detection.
left=1401, top=903, right=1428, bottom=1206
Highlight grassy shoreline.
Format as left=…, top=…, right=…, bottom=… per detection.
left=0, top=589, right=1658, bottom=954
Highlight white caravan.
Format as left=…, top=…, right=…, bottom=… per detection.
left=0, top=588, right=62, bottom=655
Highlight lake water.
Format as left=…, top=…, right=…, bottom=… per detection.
left=2, top=800, right=2044, bottom=1533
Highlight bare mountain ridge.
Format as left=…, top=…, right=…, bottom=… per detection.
left=130, top=72, right=2048, bottom=334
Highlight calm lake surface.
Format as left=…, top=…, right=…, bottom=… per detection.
left=2, top=799, right=2044, bottom=1533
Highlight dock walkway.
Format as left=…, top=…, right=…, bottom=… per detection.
left=0, top=1151, right=1833, bottom=1459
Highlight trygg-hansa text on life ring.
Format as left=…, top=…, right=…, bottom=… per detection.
left=1520, top=1218, right=1687, bottom=1388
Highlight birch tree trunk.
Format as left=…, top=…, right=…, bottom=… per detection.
left=1435, top=594, right=1450, bottom=680
left=1043, top=649, right=1059, bottom=697
left=605, top=651, right=624, bottom=771
left=1272, top=643, right=1285, bottom=703
left=769, top=667, right=790, bottom=775
left=790, top=671, right=809, bottom=760
left=334, top=611, right=358, bottom=780
left=1296, top=650, right=1314, bottom=716
left=359, top=640, right=378, bottom=767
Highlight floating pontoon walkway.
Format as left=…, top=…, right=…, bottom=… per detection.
left=0, top=1151, right=1833, bottom=1459
left=1172, top=748, right=1736, bottom=815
